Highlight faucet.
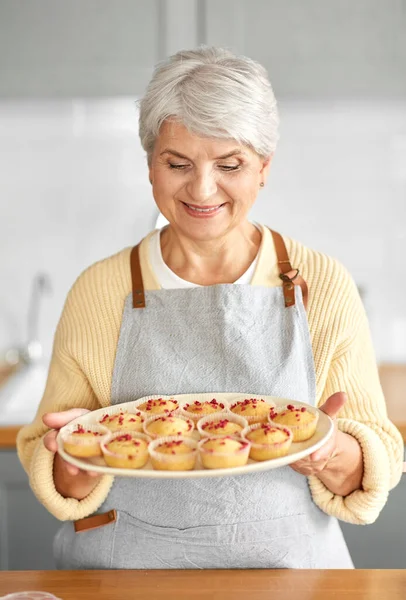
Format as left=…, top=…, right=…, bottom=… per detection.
left=4, top=273, right=52, bottom=367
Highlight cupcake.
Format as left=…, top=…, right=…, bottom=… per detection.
left=99, top=411, right=144, bottom=433
left=62, top=424, right=108, bottom=458
left=143, top=414, right=194, bottom=439
left=229, top=398, right=275, bottom=424
left=149, top=436, right=198, bottom=471
left=135, top=397, right=179, bottom=415
left=101, top=432, right=150, bottom=469
left=178, top=398, right=227, bottom=422
left=197, top=412, right=248, bottom=438
left=269, top=403, right=318, bottom=442
left=242, top=423, right=293, bottom=461
left=198, top=436, right=250, bottom=469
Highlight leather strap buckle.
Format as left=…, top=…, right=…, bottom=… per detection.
left=74, top=509, right=117, bottom=533
left=279, top=268, right=300, bottom=283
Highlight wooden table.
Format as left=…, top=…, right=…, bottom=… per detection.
left=0, top=570, right=405, bottom=599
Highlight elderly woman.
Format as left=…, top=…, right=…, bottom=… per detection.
left=17, top=47, right=403, bottom=570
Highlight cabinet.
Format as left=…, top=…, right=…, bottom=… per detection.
left=0, top=451, right=59, bottom=570
left=0, top=0, right=199, bottom=97
left=0, top=448, right=405, bottom=570
left=341, top=474, right=406, bottom=569
left=1, top=0, right=405, bottom=98
left=203, top=0, right=406, bottom=99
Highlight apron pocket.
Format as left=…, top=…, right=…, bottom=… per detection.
left=110, top=510, right=315, bottom=569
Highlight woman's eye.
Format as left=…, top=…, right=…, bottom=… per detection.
left=169, top=163, right=189, bottom=170
left=219, top=165, right=239, bottom=171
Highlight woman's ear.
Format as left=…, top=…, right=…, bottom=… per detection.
left=148, top=160, right=154, bottom=185
left=260, top=154, right=273, bottom=184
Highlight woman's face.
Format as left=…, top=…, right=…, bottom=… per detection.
left=149, top=120, right=271, bottom=241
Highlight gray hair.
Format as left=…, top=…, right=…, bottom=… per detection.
left=139, top=46, right=279, bottom=163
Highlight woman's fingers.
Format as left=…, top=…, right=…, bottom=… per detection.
left=310, top=426, right=337, bottom=462
left=318, top=392, right=347, bottom=418
left=42, top=408, right=90, bottom=430
left=43, top=430, right=78, bottom=473
left=64, top=459, right=99, bottom=477
left=290, top=395, right=346, bottom=476
left=42, top=408, right=102, bottom=481
left=65, top=463, right=80, bottom=476
left=43, top=409, right=96, bottom=476
left=43, top=409, right=90, bottom=453
left=43, top=429, right=58, bottom=452
left=290, top=424, right=339, bottom=475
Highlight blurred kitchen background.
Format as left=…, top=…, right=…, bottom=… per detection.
left=0, top=0, right=405, bottom=571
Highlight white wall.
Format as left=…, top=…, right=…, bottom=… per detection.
left=0, top=98, right=405, bottom=363
left=0, top=99, right=156, bottom=360
left=250, top=100, right=406, bottom=362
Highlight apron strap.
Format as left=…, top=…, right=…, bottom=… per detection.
left=269, top=229, right=308, bottom=310
left=130, top=230, right=308, bottom=310
left=130, top=244, right=146, bottom=308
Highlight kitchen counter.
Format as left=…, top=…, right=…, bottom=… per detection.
left=0, top=365, right=20, bottom=448
left=0, top=569, right=405, bottom=599
left=0, top=425, right=20, bottom=448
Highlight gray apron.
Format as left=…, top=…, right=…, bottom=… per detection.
left=54, top=231, right=353, bottom=569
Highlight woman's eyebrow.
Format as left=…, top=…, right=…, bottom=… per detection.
left=160, top=149, right=245, bottom=160
left=216, top=150, right=245, bottom=159
left=160, top=149, right=190, bottom=159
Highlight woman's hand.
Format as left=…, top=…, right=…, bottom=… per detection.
left=43, top=409, right=103, bottom=501
left=290, top=392, right=345, bottom=476
left=289, top=392, right=364, bottom=496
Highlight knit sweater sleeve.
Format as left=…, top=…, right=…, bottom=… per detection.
left=306, top=261, right=404, bottom=525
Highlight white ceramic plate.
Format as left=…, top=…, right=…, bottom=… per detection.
left=56, top=393, right=334, bottom=479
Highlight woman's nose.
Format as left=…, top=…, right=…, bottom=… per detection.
left=187, top=171, right=218, bottom=202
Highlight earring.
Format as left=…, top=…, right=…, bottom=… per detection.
left=259, top=182, right=264, bottom=188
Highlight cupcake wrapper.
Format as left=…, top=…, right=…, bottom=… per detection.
left=241, top=422, right=293, bottom=461
left=131, top=395, right=180, bottom=417
left=149, top=435, right=198, bottom=470
left=268, top=403, right=319, bottom=441
left=197, top=411, right=248, bottom=438
left=60, top=422, right=109, bottom=447
left=197, top=436, right=251, bottom=457
left=229, top=398, right=276, bottom=424
left=101, top=431, right=150, bottom=469
left=198, top=436, right=251, bottom=469
left=96, top=405, right=145, bottom=430
left=176, top=399, right=230, bottom=422
left=101, top=431, right=151, bottom=458
left=241, top=422, right=293, bottom=449
left=143, top=414, right=195, bottom=439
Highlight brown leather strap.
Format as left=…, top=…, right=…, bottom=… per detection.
left=74, top=509, right=117, bottom=533
left=130, top=232, right=307, bottom=310
left=130, top=244, right=146, bottom=309
left=269, top=229, right=308, bottom=310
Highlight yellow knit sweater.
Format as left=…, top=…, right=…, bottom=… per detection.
left=17, top=226, right=403, bottom=524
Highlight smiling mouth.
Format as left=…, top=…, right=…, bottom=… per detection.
left=182, top=202, right=225, bottom=213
